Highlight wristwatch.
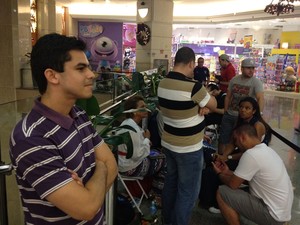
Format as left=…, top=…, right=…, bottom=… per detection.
left=227, top=155, right=233, bottom=160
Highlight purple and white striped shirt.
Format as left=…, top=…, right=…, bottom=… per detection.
left=10, top=98, right=104, bottom=225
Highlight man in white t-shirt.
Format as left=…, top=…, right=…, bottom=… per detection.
left=212, top=124, right=293, bottom=225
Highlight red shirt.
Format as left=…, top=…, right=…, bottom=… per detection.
left=220, top=63, right=236, bottom=92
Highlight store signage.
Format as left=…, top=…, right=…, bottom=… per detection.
left=79, top=24, right=103, bottom=38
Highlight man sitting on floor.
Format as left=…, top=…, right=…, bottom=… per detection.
left=212, top=124, right=293, bottom=225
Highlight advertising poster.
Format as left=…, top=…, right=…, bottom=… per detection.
left=78, top=21, right=123, bottom=72
left=122, top=23, right=136, bottom=72
left=243, top=35, right=253, bottom=53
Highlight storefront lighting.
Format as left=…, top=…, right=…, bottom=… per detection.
left=264, top=0, right=299, bottom=16
left=282, top=42, right=289, bottom=49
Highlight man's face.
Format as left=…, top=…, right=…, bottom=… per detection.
left=197, top=59, right=204, bottom=68
left=219, top=59, right=227, bottom=68
left=56, top=50, right=95, bottom=100
left=233, top=132, right=245, bottom=151
left=241, top=67, right=255, bottom=78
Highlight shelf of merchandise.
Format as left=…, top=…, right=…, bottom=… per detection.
left=271, top=49, right=300, bottom=64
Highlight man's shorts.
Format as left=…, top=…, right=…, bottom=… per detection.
left=219, top=185, right=286, bottom=225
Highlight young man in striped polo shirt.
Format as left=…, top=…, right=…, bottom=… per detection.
left=157, top=46, right=216, bottom=225
left=9, top=33, right=117, bottom=224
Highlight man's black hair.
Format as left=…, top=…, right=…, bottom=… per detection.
left=207, top=83, right=219, bottom=91
left=30, top=33, right=86, bottom=94
left=174, top=47, right=195, bottom=65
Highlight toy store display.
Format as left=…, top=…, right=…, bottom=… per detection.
left=78, top=22, right=138, bottom=94
left=263, top=54, right=298, bottom=91
left=264, top=55, right=279, bottom=90
left=78, top=21, right=137, bottom=73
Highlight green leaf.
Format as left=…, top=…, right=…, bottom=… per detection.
left=104, top=131, right=134, bottom=159
left=76, top=95, right=100, bottom=116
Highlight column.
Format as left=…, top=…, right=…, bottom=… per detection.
left=37, top=0, right=56, bottom=37
left=0, top=0, right=19, bottom=104
left=135, top=0, right=173, bottom=72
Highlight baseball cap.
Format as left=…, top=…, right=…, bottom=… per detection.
left=241, top=58, right=256, bottom=68
left=219, top=54, right=230, bottom=62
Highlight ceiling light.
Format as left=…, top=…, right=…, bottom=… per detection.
left=138, top=1, right=148, bottom=18
left=264, top=0, right=299, bottom=16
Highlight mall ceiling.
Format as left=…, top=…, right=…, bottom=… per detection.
left=55, top=0, right=300, bottom=29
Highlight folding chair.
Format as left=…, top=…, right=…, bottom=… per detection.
left=118, top=173, right=148, bottom=215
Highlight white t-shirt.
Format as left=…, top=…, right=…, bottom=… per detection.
left=234, top=143, right=293, bottom=222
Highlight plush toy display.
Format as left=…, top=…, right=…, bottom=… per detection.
left=284, top=66, right=297, bottom=84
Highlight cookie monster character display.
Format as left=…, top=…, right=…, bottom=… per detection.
left=91, top=36, right=118, bottom=72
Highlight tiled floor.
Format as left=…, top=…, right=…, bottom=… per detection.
left=2, top=91, right=300, bottom=225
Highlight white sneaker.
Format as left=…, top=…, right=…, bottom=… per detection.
left=208, top=206, right=221, bottom=214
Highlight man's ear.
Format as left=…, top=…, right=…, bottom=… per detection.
left=189, top=61, right=195, bottom=69
left=240, top=132, right=248, bottom=143
left=44, top=69, right=59, bottom=84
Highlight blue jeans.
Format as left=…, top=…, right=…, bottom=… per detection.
left=162, top=148, right=204, bottom=225
left=219, top=112, right=238, bottom=144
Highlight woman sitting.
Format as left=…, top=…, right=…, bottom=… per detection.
left=199, top=96, right=271, bottom=214
left=218, top=96, right=271, bottom=164
left=117, top=95, right=166, bottom=201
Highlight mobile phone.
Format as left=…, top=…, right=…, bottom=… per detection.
left=211, top=153, right=218, bottom=162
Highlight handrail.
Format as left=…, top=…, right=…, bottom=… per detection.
left=99, top=91, right=138, bottom=115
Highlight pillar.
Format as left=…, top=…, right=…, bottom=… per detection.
left=135, top=0, right=173, bottom=72
left=0, top=0, right=19, bottom=104
left=37, top=0, right=56, bottom=37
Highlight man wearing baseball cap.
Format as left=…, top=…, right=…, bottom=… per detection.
left=218, top=58, right=264, bottom=154
left=216, top=54, right=236, bottom=92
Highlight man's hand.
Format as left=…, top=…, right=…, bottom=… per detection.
left=199, top=107, right=210, bottom=116
left=68, top=169, right=83, bottom=187
left=214, top=153, right=228, bottom=162
left=212, top=160, right=228, bottom=175
left=143, top=129, right=151, bottom=139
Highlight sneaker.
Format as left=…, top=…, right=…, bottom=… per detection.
left=208, top=206, right=221, bottom=214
